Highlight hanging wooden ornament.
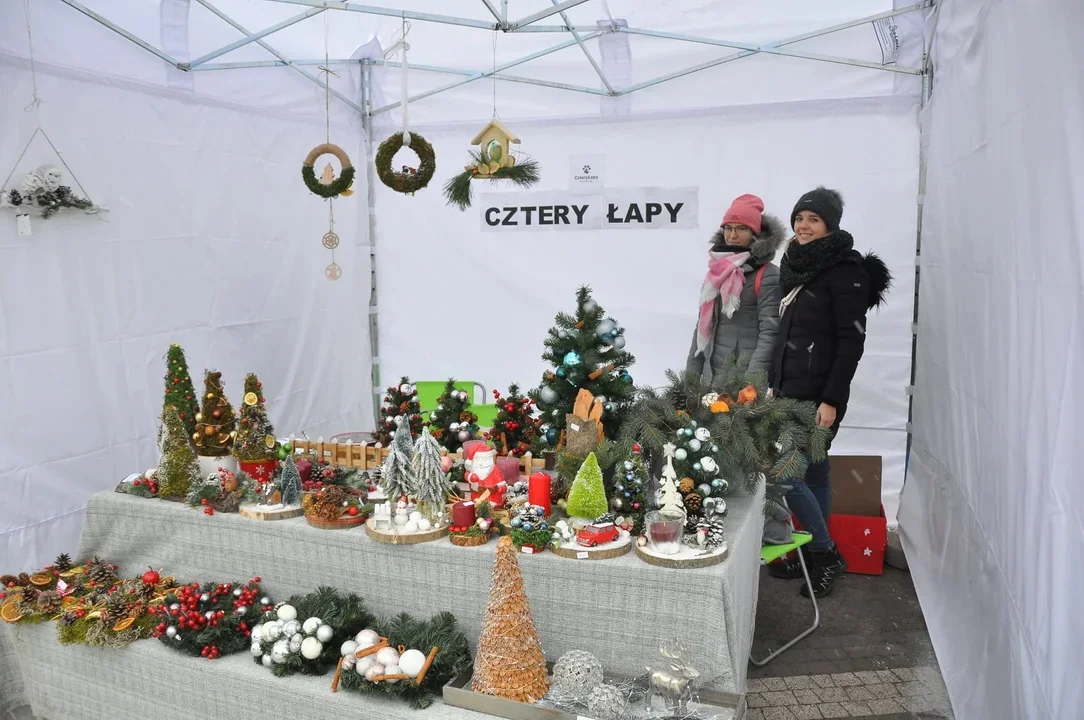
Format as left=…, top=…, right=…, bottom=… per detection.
left=442, top=119, right=539, bottom=211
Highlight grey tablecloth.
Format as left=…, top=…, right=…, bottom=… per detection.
left=1, top=489, right=762, bottom=719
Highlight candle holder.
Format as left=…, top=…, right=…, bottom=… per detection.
left=645, top=510, right=685, bottom=555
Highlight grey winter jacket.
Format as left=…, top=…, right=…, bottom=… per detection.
left=686, top=213, right=786, bottom=382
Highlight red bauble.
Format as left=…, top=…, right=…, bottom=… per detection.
left=632, top=443, right=642, bottom=452
left=142, top=569, right=160, bottom=586
left=133, top=479, right=141, bottom=487
left=504, top=403, right=515, bottom=412
left=347, top=506, right=359, bottom=517
left=172, top=379, right=179, bottom=385
left=212, top=409, right=222, bottom=418
left=201, top=498, right=209, bottom=506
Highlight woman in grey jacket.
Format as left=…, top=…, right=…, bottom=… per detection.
left=687, top=194, right=786, bottom=382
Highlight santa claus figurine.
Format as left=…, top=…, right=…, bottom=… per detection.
left=464, top=445, right=507, bottom=508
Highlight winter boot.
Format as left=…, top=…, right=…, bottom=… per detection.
left=800, top=546, right=847, bottom=598
left=768, top=547, right=810, bottom=580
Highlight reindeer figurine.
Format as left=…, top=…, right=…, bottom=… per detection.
left=645, top=639, right=701, bottom=713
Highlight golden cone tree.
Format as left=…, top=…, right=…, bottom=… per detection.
left=471, top=536, right=550, bottom=702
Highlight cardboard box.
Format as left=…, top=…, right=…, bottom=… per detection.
left=829, top=455, right=882, bottom=516
left=828, top=455, right=886, bottom=575
left=829, top=507, right=887, bottom=575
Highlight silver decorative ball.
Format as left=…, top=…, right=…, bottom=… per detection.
left=165, top=626, right=177, bottom=638
left=551, top=650, right=604, bottom=695
left=233, top=588, right=243, bottom=598
left=583, top=299, right=598, bottom=314
left=587, top=683, right=626, bottom=720
left=458, top=430, right=470, bottom=442
left=612, top=336, right=626, bottom=350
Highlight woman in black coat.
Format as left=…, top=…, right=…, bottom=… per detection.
left=768, top=187, right=891, bottom=598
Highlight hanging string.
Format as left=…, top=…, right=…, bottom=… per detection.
left=23, top=0, right=41, bottom=113
left=491, top=31, right=500, bottom=121
left=318, top=12, right=339, bottom=279
left=383, top=17, right=411, bottom=147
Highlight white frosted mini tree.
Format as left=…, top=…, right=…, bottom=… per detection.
left=279, top=455, right=302, bottom=506
left=412, top=427, right=450, bottom=519
left=381, top=422, right=417, bottom=501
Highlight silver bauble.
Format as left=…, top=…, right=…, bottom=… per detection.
left=583, top=298, right=598, bottom=314
left=539, top=386, right=558, bottom=404
left=458, top=430, right=470, bottom=442
left=587, top=683, right=627, bottom=720
left=551, top=650, right=604, bottom=695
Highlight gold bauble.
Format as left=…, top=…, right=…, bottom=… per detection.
left=204, top=426, right=215, bottom=436
left=207, top=392, right=215, bottom=399
left=230, top=430, right=237, bottom=439
left=195, top=413, right=203, bottom=422
left=192, top=433, right=200, bottom=442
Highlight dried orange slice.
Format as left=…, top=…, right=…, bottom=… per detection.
left=29, top=573, right=53, bottom=587
left=112, top=617, right=135, bottom=632
left=1, top=600, right=24, bottom=623
left=61, top=596, right=78, bottom=608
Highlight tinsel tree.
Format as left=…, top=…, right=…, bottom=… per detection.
left=162, top=344, right=200, bottom=439
left=252, top=587, right=373, bottom=676
left=374, top=377, right=422, bottom=448
left=279, top=456, right=302, bottom=506
left=471, top=536, right=549, bottom=703
left=411, top=427, right=450, bottom=520
left=381, top=422, right=417, bottom=501
left=426, top=379, right=478, bottom=453
left=153, top=578, right=267, bottom=660
left=158, top=406, right=201, bottom=499
left=193, top=370, right=237, bottom=457
left=485, top=384, right=539, bottom=457
left=530, top=286, right=636, bottom=449
left=611, top=444, right=649, bottom=535
left=234, top=373, right=277, bottom=462
left=565, top=452, right=608, bottom=522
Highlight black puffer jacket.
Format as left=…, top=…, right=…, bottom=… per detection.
left=769, top=238, right=890, bottom=428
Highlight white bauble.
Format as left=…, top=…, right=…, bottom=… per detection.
left=477, top=518, right=491, bottom=532
left=399, top=649, right=427, bottom=678
left=263, top=621, right=282, bottom=641
left=399, top=383, right=411, bottom=393
left=695, top=427, right=711, bottom=442
left=675, top=448, right=688, bottom=461
left=341, top=640, right=359, bottom=658
left=403, top=520, right=420, bottom=533
left=303, top=617, right=322, bottom=635
left=288, top=634, right=303, bottom=653
left=165, top=626, right=177, bottom=639
left=355, top=656, right=374, bottom=676
left=205, top=611, right=215, bottom=621
left=409, top=511, right=423, bottom=522
left=700, top=457, right=718, bottom=473
left=316, top=624, right=334, bottom=643
left=375, top=646, right=401, bottom=667
left=282, top=619, right=301, bottom=638
left=271, top=640, right=289, bottom=664
left=169, top=603, right=180, bottom=611
left=688, top=438, right=702, bottom=452
left=355, top=629, right=380, bottom=646
left=200, top=593, right=210, bottom=603
left=449, top=422, right=460, bottom=432
left=276, top=604, right=298, bottom=622
left=384, top=664, right=403, bottom=684
left=300, top=637, right=324, bottom=660
left=417, top=518, right=433, bottom=532
left=262, top=654, right=273, bottom=668
left=251, top=643, right=263, bottom=657
left=365, top=663, right=385, bottom=681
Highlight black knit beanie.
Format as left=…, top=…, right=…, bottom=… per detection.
left=791, top=187, right=844, bottom=233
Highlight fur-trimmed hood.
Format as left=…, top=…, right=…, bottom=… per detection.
left=710, top=212, right=788, bottom=265
left=861, top=251, right=892, bottom=309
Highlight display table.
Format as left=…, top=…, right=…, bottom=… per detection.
left=1, top=488, right=762, bottom=719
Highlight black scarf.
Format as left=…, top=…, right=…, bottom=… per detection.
left=779, top=231, right=854, bottom=293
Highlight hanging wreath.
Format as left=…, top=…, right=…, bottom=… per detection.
left=302, top=143, right=355, bottom=199
left=375, top=132, right=436, bottom=195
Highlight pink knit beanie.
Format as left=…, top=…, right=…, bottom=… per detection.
left=721, top=194, right=764, bottom=236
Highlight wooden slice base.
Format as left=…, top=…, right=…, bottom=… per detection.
left=550, top=533, right=632, bottom=560
left=635, top=541, right=728, bottom=569
left=239, top=504, right=304, bottom=521
left=306, top=514, right=366, bottom=530
left=365, top=518, right=449, bottom=545
left=449, top=533, right=489, bottom=547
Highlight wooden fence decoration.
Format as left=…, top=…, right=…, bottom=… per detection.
left=286, top=438, right=548, bottom=475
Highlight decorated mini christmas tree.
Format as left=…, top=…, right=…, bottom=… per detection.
left=486, top=384, right=539, bottom=457
left=657, top=445, right=687, bottom=518
left=412, top=427, right=450, bottom=519
left=565, top=452, right=609, bottom=521
left=611, top=443, right=649, bottom=535
left=162, top=344, right=200, bottom=439
left=427, top=378, right=478, bottom=453
left=280, top=455, right=302, bottom=506
left=374, top=377, right=422, bottom=448
left=193, top=370, right=237, bottom=457
left=530, top=287, right=635, bottom=448
left=381, top=422, right=417, bottom=501
left=158, top=406, right=201, bottom=499
left=234, top=373, right=277, bottom=462
left=472, top=536, right=549, bottom=703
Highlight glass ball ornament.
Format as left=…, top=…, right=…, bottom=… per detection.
left=563, top=351, right=582, bottom=367
left=693, top=462, right=702, bottom=472
left=625, top=472, right=634, bottom=481
left=712, top=444, right=720, bottom=452
left=552, top=650, right=604, bottom=695
left=595, top=319, right=616, bottom=338
left=615, top=483, right=624, bottom=493
left=698, top=483, right=712, bottom=497
left=522, top=521, right=534, bottom=532
left=595, top=395, right=606, bottom=404
left=624, top=460, right=634, bottom=471
left=711, top=478, right=724, bottom=489
left=458, top=430, right=470, bottom=442
left=675, top=448, right=688, bottom=461
left=539, top=386, right=558, bottom=404
left=545, top=427, right=559, bottom=445
left=688, top=438, right=702, bottom=452
left=604, top=402, right=614, bottom=413
left=511, top=516, right=523, bottom=528
left=612, top=497, right=624, bottom=510
left=620, top=371, right=633, bottom=384
left=613, top=336, right=626, bottom=350
left=556, top=367, right=567, bottom=379
left=449, top=422, right=460, bottom=432
left=558, top=329, right=568, bottom=339
left=583, top=298, right=598, bottom=314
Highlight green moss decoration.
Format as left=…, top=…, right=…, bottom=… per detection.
left=376, top=132, right=436, bottom=195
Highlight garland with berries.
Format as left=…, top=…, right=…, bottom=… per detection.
left=153, top=578, right=269, bottom=660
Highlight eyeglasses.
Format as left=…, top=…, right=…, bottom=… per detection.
left=721, top=225, right=751, bottom=235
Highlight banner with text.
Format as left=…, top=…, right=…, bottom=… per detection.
left=479, top=187, right=698, bottom=232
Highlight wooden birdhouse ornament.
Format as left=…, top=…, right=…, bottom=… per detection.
left=471, top=120, right=519, bottom=170
left=444, top=119, right=540, bottom=210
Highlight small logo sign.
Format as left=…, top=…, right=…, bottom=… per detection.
left=569, top=154, right=605, bottom=194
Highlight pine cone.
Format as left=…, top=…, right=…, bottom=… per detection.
left=678, top=478, right=695, bottom=494
left=36, top=590, right=62, bottom=615
left=459, top=411, right=473, bottom=422
left=17, top=573, right=31, bottom=587
left=104, top=593, right=129, bottom=623
left=318, top=485, right=346, bottom=507
left=684, top=493, right=703, bottom=513
left=0, top=575, right=17, bottom=586
left=54, top=553, right=74, bottom=572
left=21, top=587, right=40, bottom=604
left=87, top=558, right=117, bottom=585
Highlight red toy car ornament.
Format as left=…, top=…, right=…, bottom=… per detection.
left=576, top=522, right=621, bottom=547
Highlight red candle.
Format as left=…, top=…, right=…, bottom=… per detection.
left=461, top=440, right=488, bottom=460
left=496, top=457, right=521, bottom=487
left=529, top=472, right=552, bottom=517
left=452, top=501, right=476, bottom=529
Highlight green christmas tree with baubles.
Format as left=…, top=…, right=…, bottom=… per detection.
left=610, top=443, right=649, bottom=535
left=234, top=373, right=277, bottom=462
left=375, top=377, right=422, bottom=448
left=162, top=344, right=200, bottom=439
left=530, top=286, right=635, bottom=450
left=193, top=370, right=237, bottom=458
left=485, top=384, right=539, bottom=457
left=426, top=378, right=478, bottom=453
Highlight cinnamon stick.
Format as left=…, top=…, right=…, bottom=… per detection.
left=414, top=646, right=440, bottom=685
left=588, top=363, right=615, bottom=381
left=353, top=639, right=389, bottom=659
left=373, top=673, right=411, bottom=682
left=331, top=657, right=344, bottom=692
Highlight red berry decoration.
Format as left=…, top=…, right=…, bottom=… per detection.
left=142, top=568, right=160, bottom=586
left=347, top=506, right=359, bottom=517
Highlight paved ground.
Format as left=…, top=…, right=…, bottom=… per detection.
left=746, top=565, right=953, bottom=720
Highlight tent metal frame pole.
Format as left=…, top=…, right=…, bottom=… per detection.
left=549, top=0, right=613, bottom=94
left=362, top=64, right=381, bottom=426
left=184, top=7, right=326, bottom=69
left=57, top=0, right=183, bottom=68
left=260, top=0, right=499, bottom=30
left=479, top=0, right=503, bottom=26
left=507, top=0, right=593, bottom=30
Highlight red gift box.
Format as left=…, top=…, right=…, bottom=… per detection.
left=829, top=506, right=887, bottom=575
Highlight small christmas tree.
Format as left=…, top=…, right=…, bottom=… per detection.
left=381, top=422, right=417, bottom=501
left=486, top=384, right=539, bottom=457
left=193, top=370, right=237, bottom=457
left=427, top=378, right=478, bottom=453
left=374, top=377, right=422, bottom=448
left=412, top=427, right=450, bottom=519
left=565, top=452, right=608, bottom=521
left=234, top=373, right=276, bottom=462
left=158, top=407, right=201, bottom=499
left=280, top=455, right=302, bottom=506
left=163, top=344, right=200, bottom=439
left=472, top=536, right=549, bottom=703
left=657, top=445, right=687, bottom=517
left=530, top=286, right=636, bottom=448
left=611, top=443, right=649, bottom=535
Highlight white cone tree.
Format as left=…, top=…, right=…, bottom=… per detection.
left=412, top=427, right=450, bottom=519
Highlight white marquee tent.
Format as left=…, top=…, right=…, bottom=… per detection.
left=0, top=1, right=1080, bottom=719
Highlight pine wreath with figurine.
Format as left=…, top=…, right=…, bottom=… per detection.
left=376, top=132, right=436, bottom=195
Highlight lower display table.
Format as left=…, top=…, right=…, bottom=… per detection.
left=1, top=488, right=763, bottom=719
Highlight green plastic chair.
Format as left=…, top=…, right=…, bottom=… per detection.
left=749, top=530, right=820, bottom=667
left=414, top=381, right=499, bottom=429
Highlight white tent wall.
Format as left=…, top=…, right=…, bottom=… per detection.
left=899, top=0, right=1084, bottom=719
left=0, top=56, right=372, bottom=573
left=373, top=98, right=918, bottom=521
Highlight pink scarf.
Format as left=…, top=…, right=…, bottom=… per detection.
left=696, top=250, right=751, bottom=356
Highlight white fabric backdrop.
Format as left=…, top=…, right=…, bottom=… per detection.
left=899, top=0, right=1084, bottom=719
left=374, top=97, right=918, bottom=522
left=0, top=61, right=372, bottom=573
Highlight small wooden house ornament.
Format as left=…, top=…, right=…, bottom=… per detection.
left=471, top=120, right=519, bottom=169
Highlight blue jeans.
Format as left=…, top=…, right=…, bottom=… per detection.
left=785, top=458, right=833, bottom=551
